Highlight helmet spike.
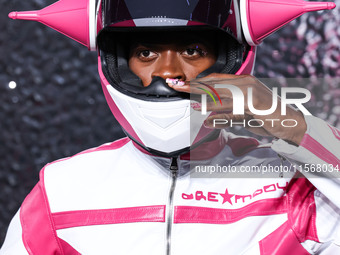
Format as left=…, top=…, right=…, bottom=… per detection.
left=240, top=0, right=336, bottom=46
left=8, top=11, right=39, bottom=21
left=8, top=0, right=97, bottom=50
left=303, top=2, right=336, bottom=11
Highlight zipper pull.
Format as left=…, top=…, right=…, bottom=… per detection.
left=170, top=157, right=178, bottom=173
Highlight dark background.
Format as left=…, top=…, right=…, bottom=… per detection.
left=1, top=0, right=339, bottom=245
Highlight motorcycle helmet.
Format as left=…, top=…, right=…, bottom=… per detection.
left=96, top=0, right=250, bottom=157
left=9, top=0, right=335, bottom=157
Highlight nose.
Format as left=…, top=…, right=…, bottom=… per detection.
left=151, top=51, right=186, bottom=81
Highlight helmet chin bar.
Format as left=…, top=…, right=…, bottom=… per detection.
left=104, top=81, right=211, bottom=155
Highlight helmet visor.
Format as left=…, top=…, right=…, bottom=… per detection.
left=102, top=0, right=231, bottom=28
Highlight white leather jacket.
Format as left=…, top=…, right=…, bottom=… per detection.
left=1, top=116, right=340, bottom=255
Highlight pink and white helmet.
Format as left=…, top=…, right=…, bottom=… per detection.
left=96, top=0, right=252, bottom=157
left=9, top=0, right=336, bottom=157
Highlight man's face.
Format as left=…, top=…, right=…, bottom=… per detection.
left=128, top=31, right=217, bottom=86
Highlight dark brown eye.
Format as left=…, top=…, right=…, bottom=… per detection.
left=136, top=49, right=157, bottom=61
left=141, top=50, right=151, bottom=57
left=182, top=46, right=207, bottom=59
left=186, top=48, right=196, bottom=56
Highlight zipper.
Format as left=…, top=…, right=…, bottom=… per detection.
left=166, top=157, right=178, bottom=255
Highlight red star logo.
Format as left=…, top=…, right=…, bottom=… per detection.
left=219, top=188, right=234, bottom=205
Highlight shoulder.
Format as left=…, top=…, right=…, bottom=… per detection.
left=43, top=137, right=131, bottom=176
left=39, top=137, right=133, bottom=212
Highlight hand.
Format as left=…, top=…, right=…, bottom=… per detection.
left=167, top=74, right=307, bottom=145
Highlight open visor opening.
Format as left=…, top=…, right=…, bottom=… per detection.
left=98, top=26, right=245, bottom=102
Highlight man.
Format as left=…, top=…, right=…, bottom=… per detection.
left=1, top=0, right=339, bottom=254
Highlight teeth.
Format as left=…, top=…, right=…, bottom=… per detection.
left=166, top=78, right=185, bottom=86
